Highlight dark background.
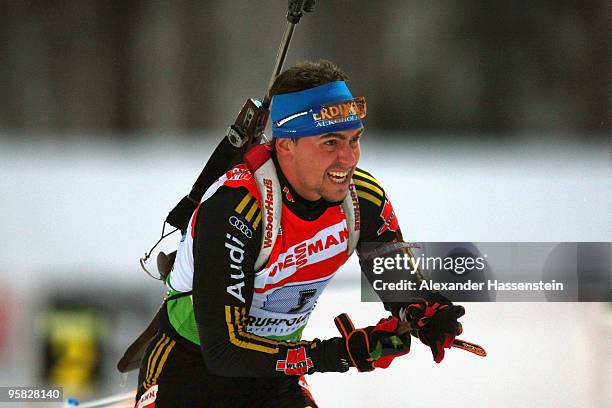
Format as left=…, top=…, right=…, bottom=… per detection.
left=1, top=0, right=609, bottom=136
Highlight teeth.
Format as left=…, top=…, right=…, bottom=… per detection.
left=327, top=170, right=349, bottom=184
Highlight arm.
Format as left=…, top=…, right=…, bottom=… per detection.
left=191, top=186, right=348, bottom=377
left=353, top=168, right=465, bottom=363
left=353, top=168, right=424, bottom=308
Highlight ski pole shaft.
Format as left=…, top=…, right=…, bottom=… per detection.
left=398, top=321, right=487, bottom=358
left=66, top=391, right=135, bottom=408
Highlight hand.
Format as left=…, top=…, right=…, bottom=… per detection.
left=400, top=292, right=465, bottom=363
left=334, top=313, right=410, bottom=372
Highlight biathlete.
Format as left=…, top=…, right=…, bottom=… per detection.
left=134, top=60, right=465, bottom=408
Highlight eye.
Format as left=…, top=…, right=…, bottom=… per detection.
left=324, top=139, right=337, bottom=146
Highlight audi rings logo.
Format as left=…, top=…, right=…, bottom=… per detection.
left=229, top=216, right=252, bottom=238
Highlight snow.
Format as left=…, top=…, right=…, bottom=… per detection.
left=0, top=135, right=610, bottom=407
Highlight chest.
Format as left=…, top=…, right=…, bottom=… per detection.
left=253, top=205, right=350, bottom=293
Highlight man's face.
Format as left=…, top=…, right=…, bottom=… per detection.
left=277, top=127, right=362, bottom=202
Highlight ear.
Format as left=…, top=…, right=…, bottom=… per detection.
left=275, top=138, right=295, bottom=156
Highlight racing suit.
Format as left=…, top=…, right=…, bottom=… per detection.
left=134, top=149, right=405, bottom=407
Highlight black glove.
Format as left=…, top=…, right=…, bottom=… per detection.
left=334, top=313, right=410, bottom=372
left=399, top=292, right=465, bottom=363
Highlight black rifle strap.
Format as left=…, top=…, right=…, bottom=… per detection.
left=116, top=290, right=194, bottom=373
left=166, top=137, right=247, bottom=231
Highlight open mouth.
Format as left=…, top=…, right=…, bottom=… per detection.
left=327, top=170, right=350, bottom=184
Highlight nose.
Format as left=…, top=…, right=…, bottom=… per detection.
left=336, top=141, right=359, bottom=168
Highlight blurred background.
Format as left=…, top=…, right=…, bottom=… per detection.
left=0, top=1, right=610, bottom=407
left=1, top=0, right=610, bottom=134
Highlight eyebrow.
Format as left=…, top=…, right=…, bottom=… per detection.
left=319, top=128, right=364, bottom=140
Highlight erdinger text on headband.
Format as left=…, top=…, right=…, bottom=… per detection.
left=271, top=81, right=366, bottom=138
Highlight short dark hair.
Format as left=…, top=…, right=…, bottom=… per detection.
left=268, top=59, right=349, bottom=98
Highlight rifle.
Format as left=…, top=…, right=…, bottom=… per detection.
left=139, top=1, right=317, bottom=277
left=120, top=1, right=317, bottom=374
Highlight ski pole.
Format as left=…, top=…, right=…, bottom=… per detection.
left=398, top=320, right=487, bottom=358
left=65, top=390, right=135, bottom=408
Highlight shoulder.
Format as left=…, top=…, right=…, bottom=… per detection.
left=210, top=164, right=260, bottom=198
left=352, top=167, right=401, bottom=242
left=352, top=167, right=388, bottom=209
left=199, top=185, right=263, bottom=233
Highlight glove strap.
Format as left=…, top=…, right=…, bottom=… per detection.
left=334, top=313, right=374, bottom=372
left=334, top=313, right=355, bottom=337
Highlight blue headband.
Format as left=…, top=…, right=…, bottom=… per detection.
left=271, top=81, right=364, bottom=138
